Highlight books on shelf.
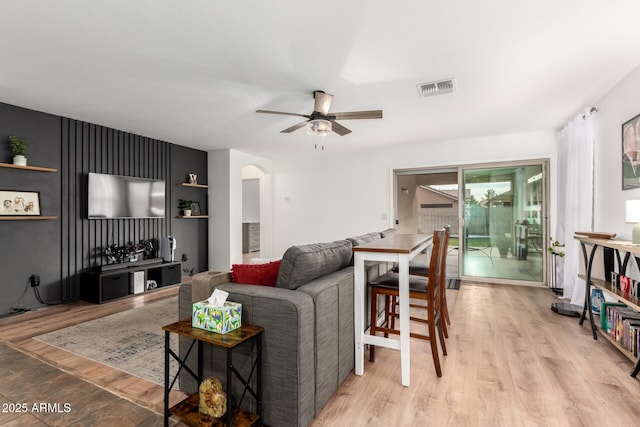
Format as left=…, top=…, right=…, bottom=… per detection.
left=601, top=302, right=626, bottom=332
left=604, top=304, right=640, bottom=357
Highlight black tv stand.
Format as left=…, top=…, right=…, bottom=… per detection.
left=82, top=260, right=181, bottom=304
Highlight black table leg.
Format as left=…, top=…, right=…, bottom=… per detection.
left=164, top=330, right=170, bottom=427
left=578, top=242, right=598, bottom=339
left=227, top=347, right=233, bottom=427
left=257, top=333, right=262, bottom=423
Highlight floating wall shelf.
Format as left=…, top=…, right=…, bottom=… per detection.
left=0, top=216, right=57, bottom=221
left=0, top=162, right=58, bottom=173
left=177, top=182, right=208, bottom=189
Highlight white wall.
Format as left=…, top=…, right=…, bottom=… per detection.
left=242, top=179, right=260, bottom=223
left=208, top=149, right=273, bottom=270
left=594, top=64, right=640, bottom=240
left=207, top=66, right=640, bottom=271
left=272, top=130, right=557, bottom=255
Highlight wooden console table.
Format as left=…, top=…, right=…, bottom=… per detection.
left=163, top=320, right=263, bottom=427
left=575, top=235, right=640, bottom=377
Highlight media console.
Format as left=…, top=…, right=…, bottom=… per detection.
left=82, top=258, right=182, bottom=304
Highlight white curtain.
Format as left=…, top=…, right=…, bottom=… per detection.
left=556, top=108, right=596, bottom=305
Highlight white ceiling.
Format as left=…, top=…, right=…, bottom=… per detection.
left=2, top=1, right=640, bottom=157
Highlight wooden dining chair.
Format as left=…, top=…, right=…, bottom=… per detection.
left=368, top=228, right=447, bottom=377
left=391, top=224, right=452, bottom=335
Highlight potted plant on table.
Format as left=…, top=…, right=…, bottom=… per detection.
left=179, top=199, right=195, bottom=217
left=8, top=135, right=27, bottom=166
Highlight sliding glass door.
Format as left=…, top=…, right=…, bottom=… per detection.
left=460, top=161, right=546, bottom=284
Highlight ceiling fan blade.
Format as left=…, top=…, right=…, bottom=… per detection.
left=281, top=121, right=309, bottom=133
left=313, top=91, right=333, bottom=116
left=330, top=110, right=383, bottom=120
left=256, top=109, right=310, bottom=119
left=330, top=120, right=351, bottom=136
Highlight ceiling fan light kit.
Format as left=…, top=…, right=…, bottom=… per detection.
left=306, top=119, right=332, bottom=136
left=256, top=90, right=383, bottom=137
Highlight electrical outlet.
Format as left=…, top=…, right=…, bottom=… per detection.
left=30, top=274, right=40, bottom=287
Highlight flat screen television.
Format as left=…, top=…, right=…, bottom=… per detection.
left=88, top=172, right=166, bottom=219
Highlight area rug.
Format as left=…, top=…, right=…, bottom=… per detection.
left=446, top=278, right=461, bottom=289
left=34, top=296, right=179, bottom=387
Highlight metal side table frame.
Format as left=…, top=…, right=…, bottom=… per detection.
left=163, top=320, right=263, bottom=427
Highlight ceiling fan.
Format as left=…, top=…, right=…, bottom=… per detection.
left=256, top=90, right=383, bottom=136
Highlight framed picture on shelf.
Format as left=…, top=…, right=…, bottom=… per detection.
left=622, top=112, right=640, bottom=190
left=0, top=190, right=41, bottom=216
left=190, top=201, right=201, bottom=216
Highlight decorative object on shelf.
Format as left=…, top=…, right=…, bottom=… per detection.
left=591, top=289, right=605, bottom=314
left=199, top=376, right=227, bottom=419
left=8, top=135, right=27, bottom=166
left=625, top=200, right=640, bottom=244
left=190, top=201, right=201, bottom=216
left=622, top=112, right=640, bottom=190
left=188, top=173, right=197, bottom=184
left=103, top=239, right=155, bottom=264
left=179, top=199, right=195, bottom=216
left=0, top=190, right=40, bottom=216
left=620, top=274, right=632, bottom=294
left=573, top=231, right=617, bottom=239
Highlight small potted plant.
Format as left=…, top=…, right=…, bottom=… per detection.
left=8, top=135, right=27, bottom=166
left=547, top=237, right=565, bottom=257
left=179, top=199, right=194, bottom=216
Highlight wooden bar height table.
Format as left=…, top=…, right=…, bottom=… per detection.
left=162, top=320, right=264, bottom=427
left=353, top=233, right=432, bottom=386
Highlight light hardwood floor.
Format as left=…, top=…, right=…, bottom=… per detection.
left=0, top=286, right=188, bottom=421
left=2, top=282, right=640, bottom=426
left=312, top=283, right=640, bottom=426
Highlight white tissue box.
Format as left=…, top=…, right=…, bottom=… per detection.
left=192, top=300, right=242, bottom=333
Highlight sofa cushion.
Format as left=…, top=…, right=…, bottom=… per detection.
left=231, top=260, right=281, bottom=287
left=276, top=240, right=353, bottom=290
left=380, top=228, right=397, bottom=238
left=346, top=232, right=383, bottom=266
left=346, top=231, right=382, bottom=247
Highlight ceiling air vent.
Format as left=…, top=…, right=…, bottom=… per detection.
left=417, top=78, right=456, bottom=97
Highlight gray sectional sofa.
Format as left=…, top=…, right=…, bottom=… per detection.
left=178, top=229, right=395, bottom=427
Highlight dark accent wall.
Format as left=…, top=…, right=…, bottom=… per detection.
left=170, top=144, right=209, bottom=275
left=0, top=103, right=62, bottom=315
left=0, top=102, right=208, bottom=316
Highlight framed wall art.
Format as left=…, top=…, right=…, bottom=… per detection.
left=0, top=190, right=41, bottom=216
left=622, top=113, right=640, bottom=190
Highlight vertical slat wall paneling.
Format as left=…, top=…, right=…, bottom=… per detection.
left=60, top=118, right=170, bottom=301
left=60, top=118, right=70, bottom=301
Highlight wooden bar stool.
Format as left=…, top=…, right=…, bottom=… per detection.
left=368, top=228, right=447, bottom=377
left=391, top=225, right=452, bottom=337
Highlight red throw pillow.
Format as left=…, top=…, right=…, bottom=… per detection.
left=231, top=260, right=281, bottom=287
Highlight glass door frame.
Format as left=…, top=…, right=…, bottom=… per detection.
left=457, top=158, right=549, bottom=286
left=392, top=158, right=550, bottom=287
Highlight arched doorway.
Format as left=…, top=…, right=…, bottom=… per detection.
left=242, top=165, right=263, bottom=261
